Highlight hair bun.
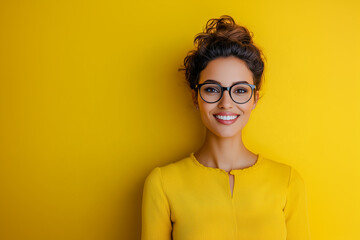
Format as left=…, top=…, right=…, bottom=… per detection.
left=201, top=15, right=254, bottom=46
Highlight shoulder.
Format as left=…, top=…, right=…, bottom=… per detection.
left=262, top=155, right=291, bottom=173
left=145, top=155, right=192, bottom=183
left=261, top=155, right=305, bottom=186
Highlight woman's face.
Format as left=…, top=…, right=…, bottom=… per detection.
left=192, top=56, right=259, bottom=138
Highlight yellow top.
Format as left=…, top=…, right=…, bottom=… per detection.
left=141, top=152, right=311, bottom=240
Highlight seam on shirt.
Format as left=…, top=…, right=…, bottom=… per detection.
left=288, top=166, right=293, bottom=189
left=283, top=166, right=293, bottom=211
left=157, top=167, right=172, bottom=219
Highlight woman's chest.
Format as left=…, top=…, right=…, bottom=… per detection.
left=167, top=173, right=287, bottom=239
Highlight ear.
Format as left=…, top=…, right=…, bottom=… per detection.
left=191, top=89, right=199, bottom=108
left=252, top=91, right=259, bottom=110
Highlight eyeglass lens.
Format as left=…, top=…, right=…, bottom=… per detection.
left=200, top=83, right=253, bottom=103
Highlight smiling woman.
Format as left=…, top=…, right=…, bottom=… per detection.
left=141, top=15, right=311, bottom=240
left=194, top=56, right=258, bottom=138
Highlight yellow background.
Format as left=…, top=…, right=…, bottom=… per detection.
left=0, top=0, right=359, bottom=239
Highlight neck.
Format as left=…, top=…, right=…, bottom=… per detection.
left=195, top=129, right=256, bottom=171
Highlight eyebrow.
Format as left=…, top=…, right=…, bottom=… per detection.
left=203, top=79, right=250, bottom=85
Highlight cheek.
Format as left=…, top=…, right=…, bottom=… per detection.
left=243, top=106, right=253, bottom=115
left=199, top=106, right=212, bottom=120
left=241, top=102, right=255, bottom=114
left=198, top=104, right=215, bottom=123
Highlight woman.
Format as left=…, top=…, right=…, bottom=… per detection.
left=141, top=15, right=311, bottom=240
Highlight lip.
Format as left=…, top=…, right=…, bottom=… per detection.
left=213, top=112, right=239, bottom=116
left=213, top=112, right=240, bottom=125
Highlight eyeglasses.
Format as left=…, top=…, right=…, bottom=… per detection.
left=195, top=82, right=256, bottom=104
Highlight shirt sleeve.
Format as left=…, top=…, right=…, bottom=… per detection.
left=141, top=167, right=172, bottom=240
left=283, top=167, right=311, bottom=240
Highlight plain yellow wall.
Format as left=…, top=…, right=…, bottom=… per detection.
left=0, top=0, right=359, bottom=239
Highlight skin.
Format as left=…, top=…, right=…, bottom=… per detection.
left=191, top=56, right=260, bottom=196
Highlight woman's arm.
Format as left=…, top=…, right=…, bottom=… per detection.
left=283, top=167, right=312, bottom=240
left=141, top=167, right=172, bottom=240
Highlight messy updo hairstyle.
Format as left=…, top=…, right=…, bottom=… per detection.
left=179, top=15, right=266, bottom=99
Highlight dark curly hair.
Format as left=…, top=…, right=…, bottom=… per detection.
left=179, top=15, right=266, bottom=99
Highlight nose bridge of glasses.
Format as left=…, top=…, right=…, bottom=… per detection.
left=220, top=86, right=233, bottom=102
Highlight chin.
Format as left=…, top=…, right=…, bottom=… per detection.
left=207, top=128, right=242, bottom=139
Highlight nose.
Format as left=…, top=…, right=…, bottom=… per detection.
left=218, top=89, right=233, bottom=109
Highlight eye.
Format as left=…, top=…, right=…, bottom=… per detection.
left=234, top=88, right=247, bottom=94
left=204, top=87, right=219, bottom=93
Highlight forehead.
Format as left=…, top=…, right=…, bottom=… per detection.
left=199, top=56, right=254, bottom=85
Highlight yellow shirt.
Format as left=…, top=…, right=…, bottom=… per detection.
left=141, top=152, right=311, bottom=240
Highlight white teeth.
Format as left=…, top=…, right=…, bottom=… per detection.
left=215, top=115, right=238, bottom=120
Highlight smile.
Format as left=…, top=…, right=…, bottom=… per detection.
left=213, top=114, right=240, bottom=125
left=215, top=115, right=238, bottom=120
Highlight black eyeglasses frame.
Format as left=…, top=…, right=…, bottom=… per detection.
left=195, top=82, right=256, bottom=104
